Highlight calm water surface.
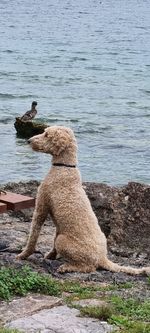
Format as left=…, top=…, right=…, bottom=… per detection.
left=0, top=0, right=150, bottom=185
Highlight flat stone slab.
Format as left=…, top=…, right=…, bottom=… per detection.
left=6, top=305, right=113, bottom=333
left=0, top=294, right=62, bottom=324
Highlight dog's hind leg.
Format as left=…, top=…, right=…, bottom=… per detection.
left=58, top=262, right=96, bottom=273
left=55, top=234, right=96, bottom=273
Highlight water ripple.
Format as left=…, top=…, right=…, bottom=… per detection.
left=0, top=0, right=150, bottom=185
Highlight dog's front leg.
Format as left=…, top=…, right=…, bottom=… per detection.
left=17, top=197, right=48, bottom=260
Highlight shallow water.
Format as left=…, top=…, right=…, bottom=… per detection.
left=0, top=0, right=150, bottom=185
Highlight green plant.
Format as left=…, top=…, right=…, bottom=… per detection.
left=61, top=280, right=95, bottom=299
left=148, top=276, right=150, bottom=285
left=79, top=304, right=112, bottom=321
left=0, top=329, right=22, bottom=333
left=1, top=266, right=150, bottom=333
left=111, top=320, right=150, bottom=333
left=109, top=296, right=150, bottom=333
left=110, top=295, right=150, bottom=321
left=0, top=266, right=60, bottom=300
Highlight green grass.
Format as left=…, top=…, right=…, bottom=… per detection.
left=110, top=295, right=150, bottom=321
left=109, top=296, right=150, bottom=333
left=79, top=304, right=112, bottom=321
left=0, top=266, right=150, bottom=333
left=0, top=266, right=60, bottom=300
left=0, top=329, right=21, bottom=333
left=111, top=319, right=150, bottom=333
left=74, top=297, right=150, bottom=333
left=0, top=266, right=136, bottom=301
left=0, top=266, right=102, bottom=301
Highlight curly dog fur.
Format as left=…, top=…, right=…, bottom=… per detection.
left=17, top=126, right=150, bottom=275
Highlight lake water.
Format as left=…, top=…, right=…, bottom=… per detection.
left=0, top=0, right=150, bottom=186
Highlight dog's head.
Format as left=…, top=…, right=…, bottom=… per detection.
left=28, top=126, right=77, bottom=156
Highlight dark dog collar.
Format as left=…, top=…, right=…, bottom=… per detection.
left=53, top=163, right=76, bottom=168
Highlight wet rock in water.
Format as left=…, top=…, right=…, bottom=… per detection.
left=14, top=117, right=48, bottom=138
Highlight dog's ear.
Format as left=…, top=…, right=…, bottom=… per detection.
left=50, top=128, right=71, bottom=156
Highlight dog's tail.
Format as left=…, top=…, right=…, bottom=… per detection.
left=99, top=258, right=150, bottom=276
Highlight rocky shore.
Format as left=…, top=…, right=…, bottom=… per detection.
left=0, top=180, right=149, bottom=283
left=0, top=180, right=150, bottom=332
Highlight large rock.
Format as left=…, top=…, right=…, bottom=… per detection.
left=6, top=305, right=113, bottom=333
left=14, top=117, right=48, bottom=138
left=85, top=181, right=150, bottom=254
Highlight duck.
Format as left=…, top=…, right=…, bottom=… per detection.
left=21, top=101, right=38, bottom=121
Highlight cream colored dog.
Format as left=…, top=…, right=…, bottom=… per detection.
left=17, top=126, right=150, bottom=275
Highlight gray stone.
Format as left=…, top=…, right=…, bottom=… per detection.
left=0, top=294, right=62, bottom=324
left=7, top=305, right=113, bottom=333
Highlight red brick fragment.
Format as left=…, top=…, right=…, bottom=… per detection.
left=0, top=202, right=7, bottom=213
left=0, top=192, right=35, bottom=211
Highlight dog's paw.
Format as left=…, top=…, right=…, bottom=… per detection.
left=44, top=249, right=57, bottom=260
left=57, top=264, right=67, bottom=274
left=16, top=251, right=29, bottom=260
left=144, top=267, right=150, bottom=276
